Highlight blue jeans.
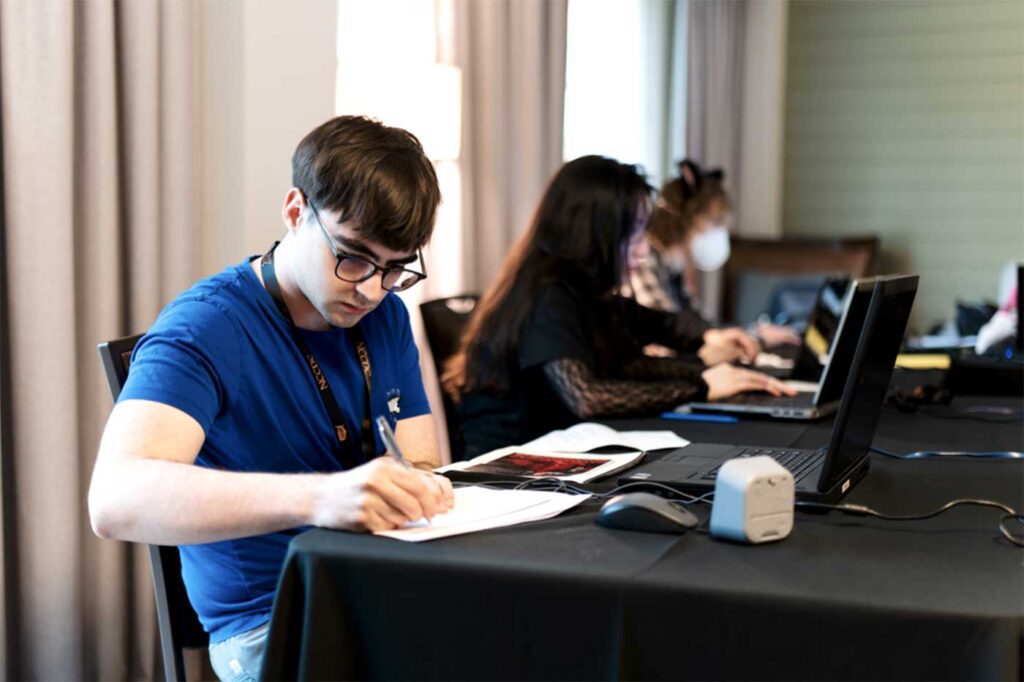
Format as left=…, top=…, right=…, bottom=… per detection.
left=208, top=622, right=270, bottom=682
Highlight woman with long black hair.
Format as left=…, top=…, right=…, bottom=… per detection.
left=443, top=156, right=792, bottom=458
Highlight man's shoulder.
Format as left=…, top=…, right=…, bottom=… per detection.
left=144, top=261, right=263, bottom=347
left=176, top=261, right=254, bottom=305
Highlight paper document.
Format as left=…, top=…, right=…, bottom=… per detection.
left=374, top=486, right=588, bottom=542
left=783, top=380, right=819, bottom=393
left=519, top=422, right=689, bottom=453
left=438, top=446, right=644, bottom=483
left=754, top=352, right=795, bottom=370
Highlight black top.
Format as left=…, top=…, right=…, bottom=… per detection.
left=458, top=280, right=711, bottom=456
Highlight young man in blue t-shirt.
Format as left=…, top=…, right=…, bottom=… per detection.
left=88, top=116, right=455, bottom=680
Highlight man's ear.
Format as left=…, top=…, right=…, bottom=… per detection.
left=281, top=188, right=307, bottom=231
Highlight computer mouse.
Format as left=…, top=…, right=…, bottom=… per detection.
left=597, top=492, right=699, bottom=534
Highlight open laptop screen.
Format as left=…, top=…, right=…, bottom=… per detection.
left=805, top=278, right=849, bottom=360
left=790, top=277, right=851, bottom=382
left=813, top=279, right=875, bottom=405
left=1016, top=263, right=1022, bottom=354
left=818, top=276, right=918, bottom=491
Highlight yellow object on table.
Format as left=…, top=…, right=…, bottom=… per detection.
left=895, top=353, right=951, bottom=370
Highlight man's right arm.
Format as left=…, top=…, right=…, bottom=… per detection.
left=88, top=399, right=450, bottom=545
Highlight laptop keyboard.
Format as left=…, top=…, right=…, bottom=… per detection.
left=723, top=393, right=813, bottom=408
left=697, top=447, right=824, bottom=482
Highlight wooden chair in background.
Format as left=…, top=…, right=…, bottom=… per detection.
left=722, top=235, right=880, bottom=324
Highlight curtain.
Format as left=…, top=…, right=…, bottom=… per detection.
left=407, top=0, right=567, bottom=462
left=454, top=0, right=568, bottom=292
left=0, top=0, right=201, bottom=678
left=640, top=0, right=687, bottom=188
left=686, top=0, right=747, bottom=322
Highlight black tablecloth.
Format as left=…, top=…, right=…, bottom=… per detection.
left=261, top=392, right=1024, bottom=681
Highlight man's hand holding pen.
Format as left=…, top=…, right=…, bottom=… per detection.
left=304, top=417, right=454, bottom=533
left=309, top=457, right=454, bottom=533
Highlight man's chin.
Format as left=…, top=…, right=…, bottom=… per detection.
left=324, top=302, right=374, bottom=328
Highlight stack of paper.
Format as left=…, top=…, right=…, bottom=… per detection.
left=375, top=486, right=588, bottom=542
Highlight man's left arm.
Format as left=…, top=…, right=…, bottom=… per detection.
left=394, top=413, right=441, bottom=470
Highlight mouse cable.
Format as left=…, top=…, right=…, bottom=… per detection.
left=450, top=477, right=715, bottom=505
left=870, top=446, right=1022, bottom=460
left=795, top=498, right=1024, bottom=547
left=882, top=402, right=1023, bottom=424
left=513, top=477, right=716, bottom=506
left=918, top=408, right=1023, bottom=424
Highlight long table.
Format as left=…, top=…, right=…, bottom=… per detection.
left=260, top=391, right=1023, bottom=680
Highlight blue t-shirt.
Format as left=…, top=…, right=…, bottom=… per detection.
left=118, top=258, right=430, bottom=643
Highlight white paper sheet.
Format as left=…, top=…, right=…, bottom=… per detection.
left=520, top=422, right=689, bottom=452
left=374, top=486, right=589, bottom=542
left=783, top=380, right=819, bottom=393
left=754, top=352, right=795, bottom=369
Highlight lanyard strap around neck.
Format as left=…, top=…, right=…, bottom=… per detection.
left=259, top=243, right=376, bottom=468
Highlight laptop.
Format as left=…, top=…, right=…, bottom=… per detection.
left=623, top=275, right=919, bottom=503
left=756, top=276, right=851, bottom=380
left=686, top=277, right=874, bottom=420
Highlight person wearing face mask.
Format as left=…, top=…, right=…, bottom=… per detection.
left=626, top=160, right=799, bottom=363
left=444, top=156, right=795, bottom=458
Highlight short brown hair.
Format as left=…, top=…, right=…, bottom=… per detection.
left=647, top=160, right=730, bottom=247
left=291, top=115, right=441, bottom=252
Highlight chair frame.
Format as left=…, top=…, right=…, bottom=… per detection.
left=97, top=335, right=208, bottom=682
left=418, top=294, right=480, bottom=461
left=722, top=235, right=879, bottom=324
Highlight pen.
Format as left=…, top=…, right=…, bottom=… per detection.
left=376, top=415, right=413, bottom=468
left=660, top=412, right=739, bottom=424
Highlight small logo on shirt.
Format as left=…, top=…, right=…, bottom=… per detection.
left=386, top=389, right=401, bottom=416
left=335, top=425, right=348, bottom=442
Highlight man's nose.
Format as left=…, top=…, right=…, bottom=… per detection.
left=354, top=273, right=386, bottom=303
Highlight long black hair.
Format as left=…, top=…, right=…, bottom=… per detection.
left=444, top=155, right=652, bottom=397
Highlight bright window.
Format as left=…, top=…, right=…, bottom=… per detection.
left=335, top=0, right=463, bottom=300
left=563, top=0, right=687, bottom=188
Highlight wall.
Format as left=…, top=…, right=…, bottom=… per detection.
left=199, top=0, right=338, bottom=274
left=782, top=0, right=1024, bottom=330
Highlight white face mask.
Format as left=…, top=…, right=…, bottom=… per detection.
left=689, top=225, right=731, bottom=272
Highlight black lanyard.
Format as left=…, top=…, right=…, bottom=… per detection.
left=259, top=243, right=376, bottom=469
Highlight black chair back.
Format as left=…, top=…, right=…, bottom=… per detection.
left=97, top=335, right=208, bottom=682
left=419, top=295, right=479, bottom=461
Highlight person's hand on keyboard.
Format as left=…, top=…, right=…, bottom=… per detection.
left=699, top=327, right=761, bottom=365
left=701, top=363, right=799, bottom=402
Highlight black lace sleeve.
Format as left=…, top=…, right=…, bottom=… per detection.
left=542, top=357, right=708, bottom=420
left=612, top=296, right=710, bottom=353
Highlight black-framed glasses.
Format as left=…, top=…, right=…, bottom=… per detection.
left=307, top=199, right=427, bottom=292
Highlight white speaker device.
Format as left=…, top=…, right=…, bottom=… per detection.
left=709, top=456, right=795, bottom=544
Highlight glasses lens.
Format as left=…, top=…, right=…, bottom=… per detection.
left=335, top=255, right=375, bottom=282
left=382, top=269, right=422, bottom=292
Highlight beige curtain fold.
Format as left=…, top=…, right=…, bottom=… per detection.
left=454, top=0, right=568, bottom=292
left=0, top=0, right=200, bottom=678
left=686, top=0, right=748, bottom=322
